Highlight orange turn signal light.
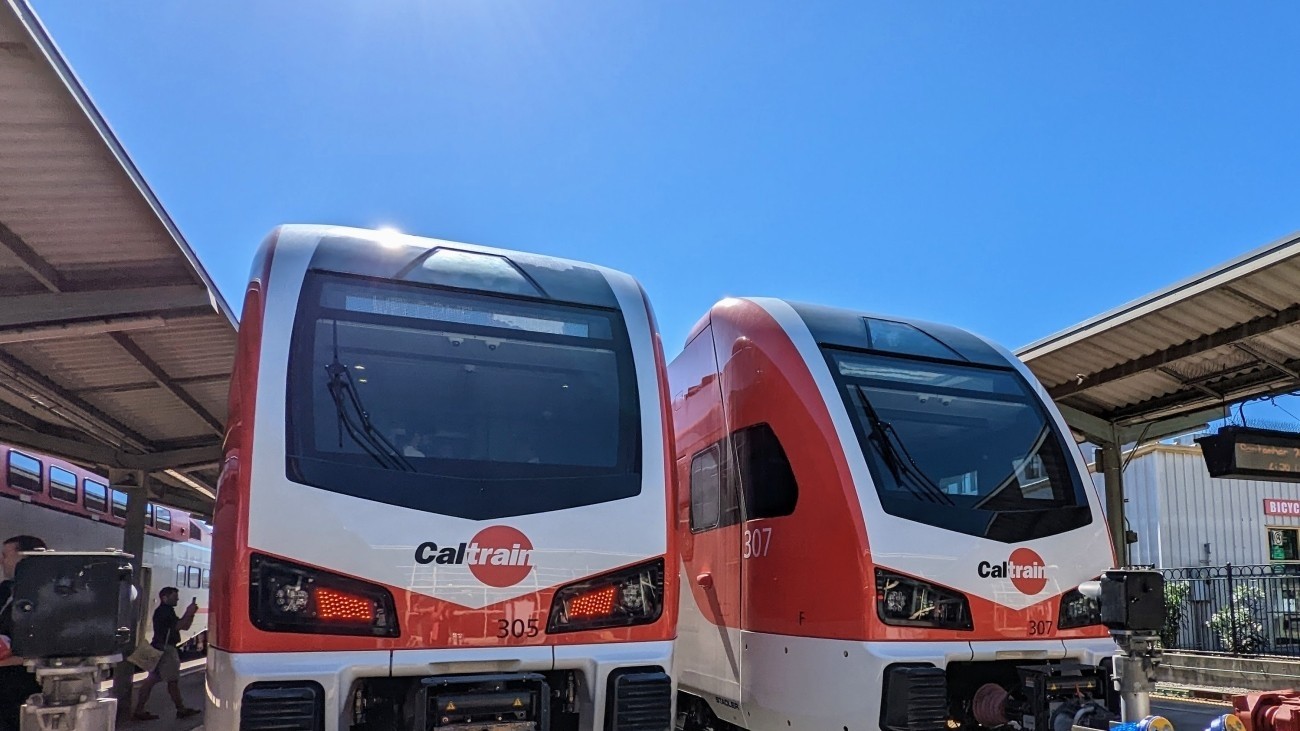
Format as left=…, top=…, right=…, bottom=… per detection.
left=567, top=585, right=617, bottom=619
left=314, top=587, right=375, bottom=623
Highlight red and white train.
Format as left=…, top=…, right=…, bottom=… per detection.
left=0, top=443, right=211, bottom=651
left=208, top=225, right=677, bottom=731
left=670, top=298, right=1117, bottom=731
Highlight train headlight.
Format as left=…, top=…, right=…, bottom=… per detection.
left=546, top=558, right=664, bottom=634
left=874, top=569, right=973, bottom=631
left=1057, top=585, right=1103, bottom=629
left=250, top=554, right=399, bottom=637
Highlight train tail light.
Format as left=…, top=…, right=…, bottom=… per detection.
left=1058, top=585, right=1103, bottom=629
left=547, top=558, right=664, bottom=634
left=875, top=569, right=973, bottom=631
left=250, top=554, right=398, bottom=637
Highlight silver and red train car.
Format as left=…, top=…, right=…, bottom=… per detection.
left=208, top=225, right=677, bottom=731
left=670, top=298, right=1117, bottom=731
left=0, top=443, right=211, bottom=651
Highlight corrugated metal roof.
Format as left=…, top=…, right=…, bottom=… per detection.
left=1018, top=229, right=1300, bottom=442
left=0, top=0, right=237, bottom=514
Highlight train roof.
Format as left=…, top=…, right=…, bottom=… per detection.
left=689, top=297, right=1008, bottom=367
left=273, top=224, right=631, bottom=311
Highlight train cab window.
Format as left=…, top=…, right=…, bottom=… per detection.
left=49, top=467, right=78, bottom=504
left=84, top=480, right=108, bottom=513
left=690, top=443, right=740, bottom=532
left=188, top=567, right=201, bottom=588
left=7, top=452, right=42, bottom=493
left=146, top=504, right=155, bottom=527
left=176, top=565, right=186, bottom=588
left=826, top=349, right=1090, bottom=543
left=111, top=490, right=128, bottom=519
left=285, top=272, right=642, bottom=521
left=731, top=423, right=798, bottom=520
left=156, top=507, right=172, bottom=532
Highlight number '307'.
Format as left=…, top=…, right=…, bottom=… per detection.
left=743, top=528, right=772, bottom=559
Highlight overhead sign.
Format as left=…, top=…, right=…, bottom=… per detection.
left=1197, top=426, right=1300, bottom=483
left=1265, top=499, right=1300, bottom=516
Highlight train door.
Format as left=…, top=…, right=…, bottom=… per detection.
left=673, top=325, right=745, bottom=725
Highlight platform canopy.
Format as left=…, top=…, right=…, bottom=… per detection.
left=1019, top=230, right=1300, bottom=447
left=0, top=0, right=237, bottom=516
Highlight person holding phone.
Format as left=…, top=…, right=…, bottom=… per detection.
left=132, top=587, right=200, bottom=721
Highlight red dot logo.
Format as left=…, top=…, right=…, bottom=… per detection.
left=1009, top=548, right=1047, bottom=595
left=467, top=525, right=534, bottom=588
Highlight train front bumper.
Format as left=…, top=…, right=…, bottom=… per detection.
left=205, top=640, right=674, bottom=731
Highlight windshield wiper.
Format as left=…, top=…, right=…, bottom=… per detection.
left=854, top=385, right=955, bottom=506
left=324, top=321, right=414, bottom=472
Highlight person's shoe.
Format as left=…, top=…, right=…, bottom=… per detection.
left=176, top=707, right=200, bottom=719
left=132, top=711, right=160, bottom=721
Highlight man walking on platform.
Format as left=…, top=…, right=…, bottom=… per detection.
left=132, top=587, right=200, bottom=721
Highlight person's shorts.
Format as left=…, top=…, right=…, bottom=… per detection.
left=154, top=645, right=180, bottom=683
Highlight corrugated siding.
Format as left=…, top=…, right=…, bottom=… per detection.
left=1127, top=455, right=1163, bottom=567
left=1135, top=448, right=1300, bottom=568
left=1094, top=447, right=1300, bottom=569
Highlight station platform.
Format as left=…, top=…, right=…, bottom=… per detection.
left=107, top=659, right=206, bottom=731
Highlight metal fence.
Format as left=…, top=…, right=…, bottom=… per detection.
left=1159, top=564, right=1300, bottom=657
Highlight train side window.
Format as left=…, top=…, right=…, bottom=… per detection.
left=156, top=508, right=172, bottom=532
left=49, top=467, right=78, bottom=503
left=189, top=521, right=203, bottom=541
left=7, top=452, right=42, bottom=493
left=690, top=445, right=722, bottom=531
left=146, top=504, right=155, bottom=527
left=201, top=569, right=210, bottom=588
left=188, top=567, right=201, bottom=589
left=84, top=480, right=108, bottom=513
left=732, top=423, right=799, bottom=520
left=177, top=565, right=186, bottom=588
left=111, top=491, right=128, bottom=519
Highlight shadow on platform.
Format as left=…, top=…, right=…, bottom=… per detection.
left=113, top=660, right=206, bottom=731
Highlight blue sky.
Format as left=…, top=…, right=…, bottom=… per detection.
left=29, top=2, right=1300, bottom=368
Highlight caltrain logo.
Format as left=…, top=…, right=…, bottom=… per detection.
left=414, top=525, right=534, bottom=588
left=977, top=548, right=1048, bottom=595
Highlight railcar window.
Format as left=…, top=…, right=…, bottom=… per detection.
left=825, top=349, right=1090, bottom=543
left=689, top=443, right=740, bottom=532
left=189, top=521, right=202, bottom=541
left=285, top=272, right=642, bottom=520
left=146, top=504, right=155, bottom=527
left=176, top=565, right=186, bottom=588
left=111, top=490, right=128, bottom=519
left=689, top=446, right=721, bottom=531
left=732, top=423, right=798, bottom=520
left=7, top=452, right=41, bottom=493
left=49, top=467, right=78, bottom=504
left=188, top=567, right=201, bottom=589
left=201, top=569, right=210, bottom=588
left=84, top=480, right=108, bottom=513
left=156, top=507, right=172, bottom=532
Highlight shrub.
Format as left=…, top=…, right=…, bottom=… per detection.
left=1207, top=584, right=1267, bottom=654
left=1161, top=580, right=1189, bottom=648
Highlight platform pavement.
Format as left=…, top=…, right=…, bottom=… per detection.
left=110, top=659, right=206, bottom=731
left=1151, top=698, right=1234, bottom=731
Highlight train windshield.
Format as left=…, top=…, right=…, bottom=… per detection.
left=825, top=350, right=1091, bottom=543
left=286, top=272, right=642, bottom=520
